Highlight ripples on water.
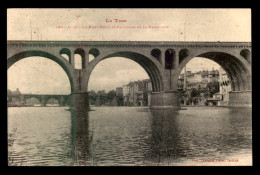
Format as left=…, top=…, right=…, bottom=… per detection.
left=8, top=106, right=252, bottom=166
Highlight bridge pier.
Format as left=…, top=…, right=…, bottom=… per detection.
left=59, top=96, right=65, bottom=106
left=40, top=96, right=46, bottom=107
left=70, top=92, right=89, bottom=111
left=229, top=91, right=252, bottom=107
left=40, top=102, right=46, bottom=107
left=69, top=68, right=90, bottom=111
left=150, top=91, right=180, bottom=110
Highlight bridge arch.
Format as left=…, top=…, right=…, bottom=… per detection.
left=151, top=48, right=162, bottom=63
left=46, top=97, right=60, bottom=105
left=89, top=48, right=100, bottom=58
left=60, top=48, right=71, bottom=62
left=88, top=51, right=164, bottom=92
left=240, top=49, right=251, bottom=64
left=165, top=49, right=175, bottom=69
left=174, top=51, right=251, bottom=92
left=24, top=96, right=41, bottom=105
left=74, top=48, right=86, bottom=69
left=7, top=50, right=75, bottom=93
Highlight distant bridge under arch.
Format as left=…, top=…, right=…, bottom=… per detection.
left=23, top=94, right=71, bottom=107
left=7, top=41, right=251, bottom=110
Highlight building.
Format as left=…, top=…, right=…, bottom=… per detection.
left=178, top=67, right=233, bottom=106
left=122, top=85, right=130, bottom=106
left=116, top=87, right=123, bottom=96
left=178, top=69, right=219, bottom=91
left=121, top=79, right=152, bottom=106
left=177, top=69, right=220, bottom=106
left=218, top=67, right=231, bottom=105
left=115, top=87, right=124, bottom=106
left=177, top=74, right=184, bottom=90
left=7, top=88, right=25, bottom=107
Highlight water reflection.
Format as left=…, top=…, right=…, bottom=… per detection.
left=69, top=107, right=252, bottom=166
left=70, top=110, right=91, bottom=166
left=8, top=106, right=252, bottom=166
left=145, top=107, right=252, bottom=165
left=145, top=109, right=180, bottom=165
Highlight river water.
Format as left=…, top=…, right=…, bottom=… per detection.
left=8, top=106, right=252, bottom=166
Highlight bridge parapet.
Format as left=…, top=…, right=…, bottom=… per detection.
left=7, top=40, right=251, bottom=48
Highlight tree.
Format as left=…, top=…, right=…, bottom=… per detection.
left=95, top=95, right=101, bottom=106
left=107, top=90, right=116, bottom=103
left=190, top=88, right=199, bottom=97
left=206, top=81, right=220, bottom=97
left=88, top=90, right=97, bottom=105
left=96, top=90, right=107, bottom=105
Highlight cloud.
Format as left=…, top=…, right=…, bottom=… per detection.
left=8, top=57, right=71, bottom=94
left=88, top=58, right=149, bottom=92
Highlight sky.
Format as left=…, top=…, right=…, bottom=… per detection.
left=7, top=8, right=251, bottom=94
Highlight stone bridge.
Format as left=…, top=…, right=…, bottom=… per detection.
left=23, top=94, right=71, bottom=106
left=7, top=41, right=251, bottom=110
